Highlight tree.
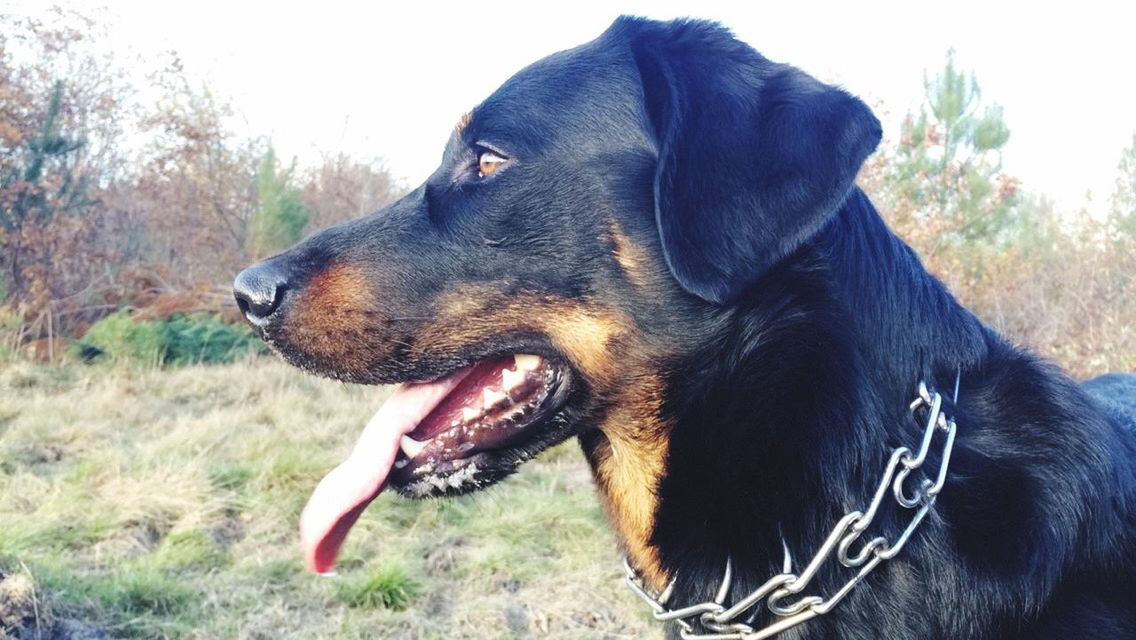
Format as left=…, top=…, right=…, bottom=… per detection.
left=130, top=57, right=264, bottom=284
left=1, top=81, right=87, bottom=295
left=883, top=50, right=1017, bottom=251
left=246, top=147, right=310, bottom=258
left=300, top=153, right=404, bottom=231
left=1110, top=133, right=1136, bottom=237
left=0, top=9, right=126, bottom=330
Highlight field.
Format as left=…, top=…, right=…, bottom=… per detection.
left=0, top=358, right=654, bottom=639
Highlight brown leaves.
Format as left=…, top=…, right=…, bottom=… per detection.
left=862, top=155, right=1136, bottom=377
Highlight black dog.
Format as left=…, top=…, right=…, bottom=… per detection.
left=234, top=17, right=1136, bottom=638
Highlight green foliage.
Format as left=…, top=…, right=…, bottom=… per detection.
left=246, top=147, right=310, bottom=258
left=76, top=311, right=265, bottom=366
left=0, top=306, right=21, bottom=361
left=333, top=564, right=420, bottom=610
left=162, top=314, right=266, bottom=365
left=78, top=310, right=168, bottom=364
left=885, top=50, right=1018, bottom=248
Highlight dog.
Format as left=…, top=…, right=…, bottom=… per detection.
left=233, top=17, right=1136, bottom=639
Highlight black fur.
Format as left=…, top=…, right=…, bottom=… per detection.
left=628, top=19, right=883, bottom=304
left=236, top=16, right=1136, bottom=638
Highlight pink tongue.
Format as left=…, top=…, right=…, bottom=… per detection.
left=299, top=370, right=470, bottom=574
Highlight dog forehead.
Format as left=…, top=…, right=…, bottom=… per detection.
left=470, top=37, right=645, bottom=153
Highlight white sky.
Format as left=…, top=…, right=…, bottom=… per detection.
left=10, top=1, right=1136, bottom=214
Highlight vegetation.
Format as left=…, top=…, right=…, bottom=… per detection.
left=0, top=7, right=1133, bottom=640
left=882, top=50, right=1016, bottom=246
left=0, top=359, right=648, bottom=639
left=860, top=53, right=1136, bottom=377
left=76, top=312, right=266, bottom=366
left=0, top=10, right=405, bottom=350
left=246, top=148, right=311, bottom=260
left=1, top=11, right=1132, bottom=377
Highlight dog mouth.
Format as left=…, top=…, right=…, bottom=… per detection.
left=389, top=354, right=565, bottom=486
left=299, top=353, right=571, bottom=574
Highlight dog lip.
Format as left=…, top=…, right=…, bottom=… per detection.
left=377, top=346, right=567, bottom=387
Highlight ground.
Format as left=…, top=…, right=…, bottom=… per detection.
left=0, top=358, right=654, bottom=639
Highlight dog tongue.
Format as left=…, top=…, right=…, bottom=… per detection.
left=299, top=369, right=471, bottom=574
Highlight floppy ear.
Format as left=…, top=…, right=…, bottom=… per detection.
left=623, top=19, right=882, bottom=304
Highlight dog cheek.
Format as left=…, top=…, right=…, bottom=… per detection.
left=543, top=309, right=629, bottom=382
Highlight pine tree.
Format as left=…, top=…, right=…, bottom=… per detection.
left=887, top=51, right=1016, bottom=248
left=245, top=147, right=310, bottom=259
left=1, top=80, right=91, bottom=303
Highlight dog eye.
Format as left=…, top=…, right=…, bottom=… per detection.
left=477, top=150, right=507, bottom=178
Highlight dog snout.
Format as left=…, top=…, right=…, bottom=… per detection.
left=234, top=259, right=289, bottom=325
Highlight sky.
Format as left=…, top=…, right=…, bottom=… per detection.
left=9, top=1, right=1136, bottom=214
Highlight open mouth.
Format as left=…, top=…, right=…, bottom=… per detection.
left=389, top=354, right=564, bottom=490
left=299, top=353, right=571, bottom=574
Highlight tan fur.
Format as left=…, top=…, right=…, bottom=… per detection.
left=284, top=263, right=376, bottom=369
left=609, top=222, right=649, bottom=288
left=545, top=308, right=626, bottom=382
left=428, top=287, right=673, bottom=584
left=427, top=289, right=628, bottom=381
left=288, top=276, right=674, bottom=584
left=591, top=378, right=671, bottom=589
left=454, top=111, right=473, bottom=137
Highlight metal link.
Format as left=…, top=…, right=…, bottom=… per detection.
left=624, top=376, right=960, bottom=640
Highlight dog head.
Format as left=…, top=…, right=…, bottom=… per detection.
left=234, top=16, right=880, bottom=577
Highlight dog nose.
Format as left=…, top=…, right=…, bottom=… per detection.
left=233, top=261, right=288, bottom=323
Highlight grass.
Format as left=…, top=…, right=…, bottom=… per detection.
left=0, top=358, right=655, bottom=639
left=334, top=564, right=419, bottom=611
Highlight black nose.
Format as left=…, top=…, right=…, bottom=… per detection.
left=233, top=261, right=288, bottom=323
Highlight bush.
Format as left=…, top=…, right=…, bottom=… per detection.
left=78, top=311, right=168, bottom=364
left=163, top=314, right=265, bottom=365
left=76, top=311, right=265, bottom=366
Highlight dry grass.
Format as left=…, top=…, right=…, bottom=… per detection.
left=0, top=358, right=655, bottom=639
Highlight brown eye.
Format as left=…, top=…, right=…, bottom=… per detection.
left=477, top=150, right=507, bottom=178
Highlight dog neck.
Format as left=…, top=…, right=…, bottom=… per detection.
left=631, top=189, right=991, bottom=609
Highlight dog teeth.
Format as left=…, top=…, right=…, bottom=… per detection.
left=501, top=367, right=526, bottom=392
left=399, top=435, right=427, bottom=460
left=462, top=406, right=481, bottom=422
left=483, top=388, right=507, bottom=408
left=514, top=354, right=541, bottom=371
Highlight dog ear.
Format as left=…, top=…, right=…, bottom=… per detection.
left=624, top=19, right=882, bottom=304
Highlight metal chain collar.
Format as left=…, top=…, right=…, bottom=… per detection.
left=625, top=378, right=959, bottom=640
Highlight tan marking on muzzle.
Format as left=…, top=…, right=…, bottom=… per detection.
left=544, top=307, right=627, bottom=381
left=285, top=262, right=378, bottom=368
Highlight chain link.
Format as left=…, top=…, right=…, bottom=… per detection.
left=624, top=378, right=959, bottom=639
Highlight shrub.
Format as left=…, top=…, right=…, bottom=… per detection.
left=163, top=314, right=265, bottom=365
left=78, top=311, right=168, bottom=365
left=76, top=312, right=265, bottom=366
